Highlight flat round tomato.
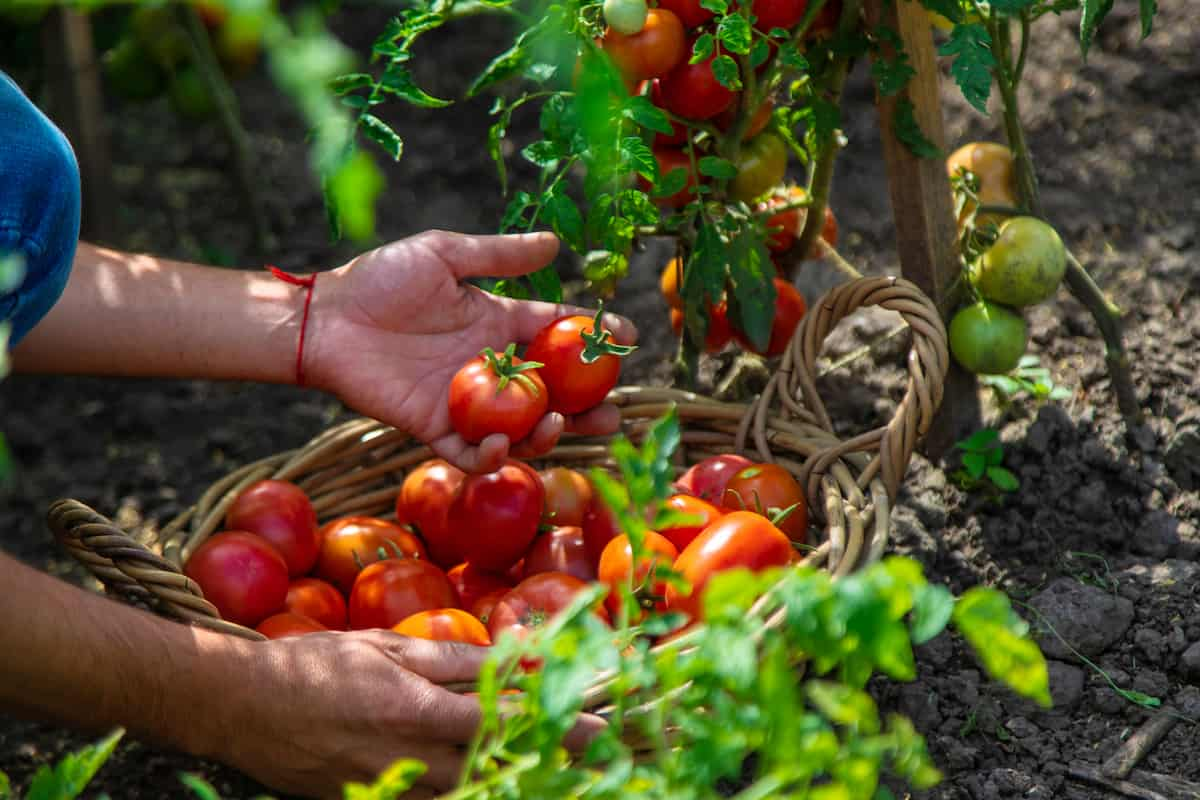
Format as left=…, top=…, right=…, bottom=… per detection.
left=470, top=587, right=510, bottom=626
left=659, top=257, right=684, bottom=310
left=582, top=496, right=622, bottom=568
left=657, top=49, right=736, bottom=120
left=448, top=460, right=545, bottom=572
left=225, top=479, right=320, bottom=577
left=656, top=0, right=714, bottom=28
left=447, top=562, right=513, bottom=612
left=256, top=612, right=327, bottom=639
left=752, top=0, right=808, bottom=31
left=642, top=148, right=700, bottom=208
left=669, top=302, right=732, bottom=353
left=664, top=511, right=793, bottom=620
left=316, top=516, right=428, bottom=595
left=973, top=216, right=1066, bottom=308
left=285, top=577, right=348, bottom=630
left=946, top=141, right=1017, bottom=228
left=540, top=467, right=594, bottom=527
left=602, top=7, right=686, bottom=82
left=721, top=462, right=808, bottom=541
left=597, top=531, right=678, bottom=619
left=604, top=0, right=648, bottom=35
left=523, top=525, right=595, bottom=582
left=448, top=346, right=548, bottom=445
left=731, top=133, right=788, bottom=203
left=397, top=459, right=466, bottom=568
left=524, top=312, right=632, bottom=415
left=487, top=572, right=610, bottom=644
left=673, top=453, right=754, bottom=503
left=348, top=558, right=457, bottom=630
left=393, top=608, right=492, bottom=646
left=733, top=277, right=806, bottom=357
left=657, top=494, right=724, bottom=551
left=184, top=531, right=289, bottom=628
left=948, top=300, right=1028, bottom=375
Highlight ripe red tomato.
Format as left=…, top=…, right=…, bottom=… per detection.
left=184, top=531, right=289, bottom=628
left=348, top=558, right=457, bottom=630
left=285, top=577, right=348, bottom=631
left=721, top=462, right=808, bottom=541
left=752, top=0, right=808, bottom=31
left=669, top=301, right=731, bottom=353
left=225, top=479, right=320, bottom=577
left=731, top=133, right=788, bottom=203
left=657, top=49, right=736, bottom=120
left=715, top=97, right=774, bottom=141
left=820, top=204, right=839, bottom=250
left=733, top=278, right=806, bottom=357
left=656, top=0, right=714, bottom=28
left=256, top=612, right=326, bottom=639
left=397, top=459, right=466, bottom=568
left=539, top=467, right=594, bottom=527
left=664, top=511, right=793, bottom=620
left=524, top=311, right=632, bottom=416
left=643, top=148, right=700, bottom=208
left=316, top=516, right=427, bottom=595
left=446, top=562, right=512, bottom=612
left=448, top=460, right=545, bottom=572
left=673, top=453, right=754, bottom=503
left=657, top=494, right=724, bottom=551
left=582, top=497, right=622, bottom=568
left=760, top=187, right=802, bottom=252
left=597, top=531, right=679, bottom=619
left=487, top=572, right=610, bottom=644
left=393, top=608, right=492, bottom=646
left=448, top=346, right=548, bottom=445
left=649, top=79, right=690, bottom=146
left=470, top=587, right=510, bottom=626
left=523, top=525, right=595, bottom=582
left=602, top=7, right=686, bottom=82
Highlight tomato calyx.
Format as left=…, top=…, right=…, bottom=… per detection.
left=481, top=343, right=545, bottom=396
left=578, top=304, right=638, bottom=364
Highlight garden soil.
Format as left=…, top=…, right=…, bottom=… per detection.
left=2, top=2, right=1198, bottom=797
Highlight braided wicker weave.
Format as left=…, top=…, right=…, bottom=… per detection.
left=47, top=276, right=948, bottom=648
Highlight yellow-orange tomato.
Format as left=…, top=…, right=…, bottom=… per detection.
left=393, top=608, right=492, bottom=646
left=946, top=142, right=1018, bottom=228
left=316, top=516, right=427, bottom=596
left=598, top=531, right=679, bottom=620
left=256, top=611, right=327, bottom=639
left=660, top=257, right=684, bottom=310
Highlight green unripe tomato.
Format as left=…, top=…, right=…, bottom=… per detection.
left=731, top=133, right=788, bottom=204
left=948, top=301, right=1028, bottom=375
left=972, top=216, right=1066, bottom=308
left=604, top=0, right=649, bottom=35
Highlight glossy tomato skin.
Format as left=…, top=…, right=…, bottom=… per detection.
left=540, top=467, right=594, bottom=527
left=448, top=460, right=545, bottom=572
left=660, top=257, right=684, bottom=309
left=185, top=531, right=289, bottom=628
left=225, top=479, right=320, bottom=577
left=348, top=558, right=457, bottom=630
left=316, top=516, right=427, bottom=595
left=524, top=316, right=622, bottom=415
left=673, top=453, right=754, bottom=503
left=731, top=133, right=788, bottom=203
left=285, top=577, right=348, bottom=630
left=656, top=0, right=714, bottom=28
left=752, top=0, right=808, bottom=31
left=256, top=612, right=327, bottom=639
left=397, top=459, right=466, bottom=568
left=582, top=497, right=622, bottom=569
left=657, top=494, right=724, bottom=551
left=523, top=526, right=595, bottom=582
left=665, top=511, right=793, bottom=620
left=598, top=531, right=678, bottom=619
left=602, top=7, right=686, bottom=82
left=733, top=278, right=806, bottom=357
left=946, top=141, right=1017, bottom=228
left=448, top=353, right=548, bottom=445
left=642, top=148, right=699, bottom=208
left=760, top=187, right=802, bottom=252
left=446, top=562, right=512, bottom=612
left=393, top=608, right=492, bottom=646
left=657, top=50, right=736, bottom=120
left=670, top=302, right=731, bottom=353
left=487, top=572, right=610, bottom=644
left=649, top=80, right=690, bottom=147
left=470, top=587, right=510, bottom=626
left=721, top=463, right=808, bottom=541
left=948, top=300, right=1028, bottom=375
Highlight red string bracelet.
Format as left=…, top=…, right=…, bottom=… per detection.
left=266, top=266, right=317, bottom=387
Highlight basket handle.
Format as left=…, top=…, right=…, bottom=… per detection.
left=46, top=499, right=265, bottom=641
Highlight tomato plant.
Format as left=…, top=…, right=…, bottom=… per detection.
left=397, top=458, right=465, bottom=568
left=448, top=344, right=548, bottom=444
left=316, top=516, right=427, bottom=595
left=524, top=308, right=636, bottom=415
left=348, top=558, right=457, bottom=630
left=656, top=49, right=735, bottom=121
left=539, top=466, right=594, bottom=527
left=393, top=608, right=492, bottom=646
left=225, top=479, right=320, bottom=577
left=447, top=460, right=545, bottom=572
left=522, top=525, right=595, bottom=582
left=285, top=577, right=348, bottom=631
left=601, top=7, right=687, bottom=82
left=655, top=0, right=714, bottom=29
left=670, top=301, right=731, bottom=353
left=730, top=133, right=788, bottom=203
left=184, top=531, right=290, bottom=628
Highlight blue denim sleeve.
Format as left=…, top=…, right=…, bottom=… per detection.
left=0, top=70, right=81, bottom=348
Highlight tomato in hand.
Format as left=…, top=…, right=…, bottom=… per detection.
left=393, top=608, right=492, bottom=646
left=670, top=302, right=731, bottom=353
left=751, top=0, right=808, bottom=31
left=285, top=577, right=347, bottom=630
left=597, top=531, right=678, bottom=619
left=721, top=462, right=808, bottom=541
left=446, top=562, right=512, bottom=613
left=348, top=558, right=457, bottom=630
left=184, top=531, right=289, bottom=628
left=733, top=277, right=806, bottom=357
left=540, top=467, right=594, bottom=527
left=657, top=494, right=724, bottom=551
left=673, top=453, right=754, bottom=503
left=487, top=572, right=610, bottom=644
left=524, top=309, right=635, bottom=415
left=470, top=587, right=510, bottom=626
left=316, top=516, right=427, bottom=595
left=948, top=300, right=1028, bottom=375
left=225, top=479, right=320, bottom=577
left=397, top=458, right=466, bottom=568
left=664, top=511, right=793, bottom=620
left=448, top=460, right=545, bottom=572
left=448, top=344, right=548, bottom=445
left=602, top=7, right=686, bottom=82
left=582, top=497, right=622, bottom=569
left=523, top=526, right=595, bottom=582
left=256, top=612, right=327, bottom=639
left=731, top=133, right=788, bottom=203
left=643, top=148, right=700, bottom=208
left=656, top=0, right=714, bottom=28
left=657, top=49, right=736, bottom=120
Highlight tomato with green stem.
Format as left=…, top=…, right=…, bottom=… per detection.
left=487, top=572, right=610, bottom=645
left=603, top=0, right=648, bottom=35
left=602, top=7, right=687, bottom=82
left=721, top=462, right=808, bottom=542
left=948, top=300, right=1028, bottom=375
left=733, top=278, right=806, bottom=357
left=348, top=558, right=457, bottom=630
left=316, top=516, right=427, bottom=595
left=448, top=344, right=548, bottom=444
left=656, top=494, right=725, bottom=551
left=524, top=307, right=636, bottom=415
left=731, top=133, right=788, bottom=204
left=972, top=216, right=1066, bottom=308
left=673, top=453, right=754, bottom=503
left=396, top=459, right=465, bottom=568
left=393, top=608, right=492, bottom=646
left=447, top=460, right=545, bottom=572
left=598, top=531, right=679, bottom=620
left=656, top=48, right=736, bottom=121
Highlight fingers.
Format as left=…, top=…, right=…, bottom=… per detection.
left=564, top=404, right=622, bottom=437
left=509, top=413, right=565, bottom=460
left=413, top=230, right=561, bottom=281
left=374, top=632, right=492, bottom=684
left=429, top=432, right=510, bottom=475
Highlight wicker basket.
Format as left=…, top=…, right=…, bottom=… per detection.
left=47, top=276, right=948, bottom=648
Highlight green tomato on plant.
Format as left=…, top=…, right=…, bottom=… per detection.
left=731, top=132, right=788, bottom=203
left=603, top=0, right=648, bottom=36
left=949, top=300, right=1028, bottom=376
left=972, top=216, right=1066, bottom=308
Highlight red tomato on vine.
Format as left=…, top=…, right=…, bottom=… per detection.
left=601, top=7, right=686, bottom=82
left=656, top=48, right=736, bottom=121
left=733, top=278, right=806, bottom=357
left=524, top=308, right=636, bottom=415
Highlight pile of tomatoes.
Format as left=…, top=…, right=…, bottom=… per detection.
left=183, top=451, right=809, bottom=649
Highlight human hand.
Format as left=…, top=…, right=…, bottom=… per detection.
left=304, top=231, right=638, bottom=473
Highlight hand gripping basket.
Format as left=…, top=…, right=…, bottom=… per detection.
left=47, top=276, right=948, bottom=646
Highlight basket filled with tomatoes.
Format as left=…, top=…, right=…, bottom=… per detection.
left=46, top=274, right=947, bottom=690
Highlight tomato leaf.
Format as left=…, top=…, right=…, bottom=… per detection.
left=700, top=0, right=729, bottom=13
left=522, top=139, right=562, bottom=167
left=342, top=759, right=427, bottom=799
left=178, top=774, right=221, bottom=800
left=359, top=114, right=403, bottom=160
left=329, top=72, right=372, bottom=95
left=468, top=18, right=547, bottom=98
left=960, top=451, right=986, bottom=479
left=711, top=54, right=743, bottom=91
left=909, top=583, right=954, bottom=645
left=726, top=232, right=776, bottom=352
left=749, top=37, right=772, bottom=69
left=717, top=13, right=752, bottom=55
left=986, top=466, right=1019, bottom=491
left=653, top=166, right=689, bottom=199
left=379, top=62, right=452, bottom=108
left=619, top=136, right=658, bottom=181
left=691, top=33, right=715, bottom=63
left=623, top=95, right=673, bottom=135
left=697, top=156, right=738, bottom=179
left=26, top=728, right=123, bottom=800
left=1138, top=0, right=1157, bottom=38
left=777, top=41, right=809, bottom=71
left=806, top=681, right=881, bottom=734
left=617, top=188, right=660, bottom=226
left=500, top=190, right=536, bottom=232
left=957, top=427, right=998, bottom=451
left=324, top=150, right=385, bottom=243
left=487, top=101, right=516, bottom=195
left=937, top=22, right=994, bottom=113
left=543, top=186, right=584, bottom=254
left=1079, top=0, right=1115, bottom=59
left=681, top=221, right=729, bottom=343
left=870, top=26, right=915, bottom=97
left=989, top=0, right=1039, bottom=12
left=953, top=588, right=1052, bottom=707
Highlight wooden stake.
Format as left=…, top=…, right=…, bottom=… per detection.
left=1101, top=708, right=1180, bottom=780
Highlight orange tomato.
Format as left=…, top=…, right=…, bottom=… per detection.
left=393, top=608, right=492, bottom=646
left=285, top=577, right=348, bottom=630
left=256, top=611, right=327, bottom=639
left=597, top=531, right=679, bottom=619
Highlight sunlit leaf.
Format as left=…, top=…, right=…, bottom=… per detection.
left=953, top=588, right=1051, bottom=707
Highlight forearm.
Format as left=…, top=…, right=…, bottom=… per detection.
left=10, top=243, right=306, bottom=384
left=0, top=552, right=247, bottom=758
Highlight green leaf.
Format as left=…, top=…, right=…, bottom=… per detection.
left=500, top=191, right=536, bottom=232
left=0, top=770, right=10, bottom=800
left=359, top=114, right=403, bottom=161
left=961, top=451, right=986, bottom=479
left=681, top=222, right=729, bottom=343
left=329, top=72, right=372, bottom=95
left=953, top=588, right=1052, bottom=707
left=1139, top=0, right=1157, bottom=38
left=544, top=186, right=584, bottom=252
left=711, top=54, right=742, bottom=91
left=806, top=681, right=881, bottom=734
left=619, top=136, right=658, bottom=181
left=379, top=62, right=451, bottom=108
left=717, top=13, right=752, bottom=54
left=749, top=37, right=772, bottom=69
left=894, top=99, right=941, bottom=159
left=870, top=34, right=915, bottom=97
left=27, top=728, right=123, bottom=800
left=982, top=374, right=1023, bottom=395
left=487, top=106, right=513, bottom=195
left=342, top=759, right=427, bottom=799
left=700, top=0, right=729, bottom=13
left=468, top=20, right=545, bottom=98
left=725, top=232, right=776, bottom=352
left=937, top=23, right=994, bottom=113
left=697, top=156, right=738, bottom=179
left=623, top=95, right=673, bottom=135
left=957, top=427, right=998, bottom=451
left=1079, top=0, right=1116, bottom=58
left=986, top=466, right=1019, bottom=491
left=324, top=149, right=385, bottom=243
left=777, top=41, right=809, bottom=71
left=691, top=33, right=715, bottom=63
left=910, top=584, right=954, bottom=644
left=527, top=264, right=564, bottom=303
left=989, top=0, right=1040, bottom=11
left=522, top=139, right=562, bottom=167
left=179, top=774, right=221, bottom=800
left=654, top=167, right=689, bottom=199
left=616, top=188, right=660, bottom=226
